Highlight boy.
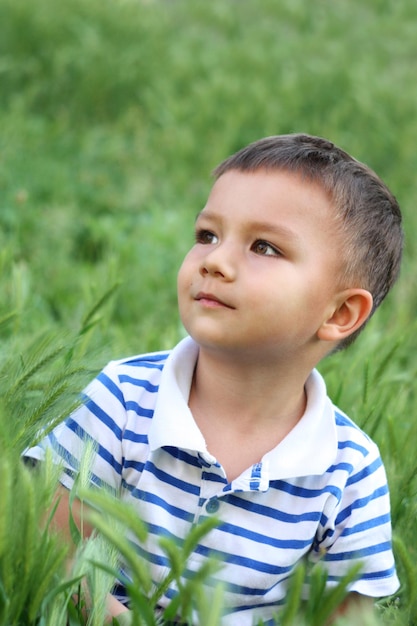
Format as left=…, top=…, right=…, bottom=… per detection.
left=25, top=134, right=402, bottom=625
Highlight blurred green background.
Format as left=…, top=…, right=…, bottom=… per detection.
left=1, top=0, right=416, bottom=356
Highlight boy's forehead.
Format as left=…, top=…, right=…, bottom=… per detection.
left=211, top=166, right=330, bottom=198
left=201, top=168, right=336, bottom=223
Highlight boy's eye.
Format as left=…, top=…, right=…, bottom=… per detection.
left=195, top=229, right=218, bottom=245
left=252, top=240, right=281, bottom=256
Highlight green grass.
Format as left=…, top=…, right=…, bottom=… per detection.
left=1, top=0, right=417, bottom=623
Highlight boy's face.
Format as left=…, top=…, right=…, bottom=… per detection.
left=177, top=169, right=345, bottom=363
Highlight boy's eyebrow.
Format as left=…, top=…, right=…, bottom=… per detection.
left=195, top=210, right=301, bottom=243
left=247, top=220, right=302, bottom=243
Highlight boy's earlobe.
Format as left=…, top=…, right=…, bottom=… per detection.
left=318, top=289, right=373, bottom=342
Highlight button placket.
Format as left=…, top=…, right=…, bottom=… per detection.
left=197, top=451, right=229, bottom=517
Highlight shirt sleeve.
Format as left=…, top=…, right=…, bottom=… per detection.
left=309, top=440, right=399, bottom=598
left=23, top=361, right=129, bottom=495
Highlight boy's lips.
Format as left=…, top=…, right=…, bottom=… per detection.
left=194, top=291, right=235, bottom=309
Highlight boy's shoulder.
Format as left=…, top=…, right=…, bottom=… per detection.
left=112, top=348, right=172, bottom=368
left=333, top=405, right=372, bottom=440
left=90, top=349, right=174, bottom=399
left=107, top=337, right=197, bottom=371
left=101, top=337, right=198, bottom=385
left=101, top=348, right=173, bottom=382
left=331, top=403, right=381, bottom=465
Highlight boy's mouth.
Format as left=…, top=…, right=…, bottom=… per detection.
left=195, top=292, right=235, bottom=309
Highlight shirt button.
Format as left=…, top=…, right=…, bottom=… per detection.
left=205, top=498, right=220, bottom=514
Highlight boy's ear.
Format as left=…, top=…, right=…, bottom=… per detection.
left=318, top=289, right=373, bottom=342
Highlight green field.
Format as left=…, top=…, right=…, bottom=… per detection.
left=1, top=0, right=416, bottom=623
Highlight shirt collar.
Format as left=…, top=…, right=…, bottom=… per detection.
left=148, top=336, right=211, bottom=455
left=263, top=369, right=338, bottom=479
left=148, top=337, right=338, bottom=479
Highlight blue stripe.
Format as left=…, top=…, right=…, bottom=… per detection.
left=123, top=485, right=195, bottom=523
left=250, top=463, right=262, bottom=489
left=123, top=430, right=148, bottom=444
left=48, top=431, right=80, bottom=470
left=270, top=480, right=342, bottom=501
left=202, top=471, right=228, bottom=485
left=224, top=599, right=286, bottom=615
left=122, top=360, right=166, bottom=371
left=335, top=412, right=357, bottom=428
left=96, top=372, right=126, bottom=406
left=341, top=513, right=391, bottom=537
left=319, top=526, right=334, bottom=542
left=80, top=400, right=124, bottom=439
left=122, top=459, right=145, bottom=473
left=123, top=353, right=169, bottom=366
left=323, top=540, right=392, bottom=561
left=182, top=565, right=290, bottom=602
left=338, top=439, right=369, bottom=456
left=165, top=447, right=203, bottom=469
left=62, top=467, right=77, bottom=481
left=326, top=564, right=396, bottom=585
left=65, top=417, right=88, bottom=440
left=347, top=457, right=382, bottom=486
left=326, top=461, right=354, bottom=474
left=327, top=567, right=396, bottom=583
left=225, top=494, right=321, bottom=523
left=144, top=461, right=201, bottom=495
left=61, top=462, right=116, bottom=494
left=195, top=542, right=294, bottom=576
left=88, top=472, right=117, bottom=492
left=361, top=565, right=397, bottom=580
left=336, top=485, right=388, bottom=525
left=146, top=522, right=183, bottom=542
left=124, top=401, right=154, bottom=418
left=133, top=543, right=172, bottom=569
left=118, top=375, right=159, bottom=392
left=216, top=520, right=314, bottom=550
left=319, top=511, right=329, bottom=527
left=64, top=418, right=123, bottom=475
left=96, top=444, right=122, bottom=474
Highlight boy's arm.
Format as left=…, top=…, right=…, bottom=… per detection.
left=51, top=485, right=94, bottom=544
left=329, top=593, right=374, bottom=624
left=315, top=440, right=399, bottom=602
left=51, top=486, right=131, bottom=621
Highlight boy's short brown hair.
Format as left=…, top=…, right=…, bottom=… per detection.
left=213, top=134, right=403, bottom=349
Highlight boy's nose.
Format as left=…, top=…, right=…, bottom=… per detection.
left=199, top=244, right=237, bottom=281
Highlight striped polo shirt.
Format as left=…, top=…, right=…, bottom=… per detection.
left=25, top=336, right=399, bottom=625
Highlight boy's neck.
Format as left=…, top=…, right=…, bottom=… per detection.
left=188, top=347, right=311, bottom=480
left=191, top=346, right=312, bottom=418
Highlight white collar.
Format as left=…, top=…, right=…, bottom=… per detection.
left=148, top=337, right=209, bottom=454
left=263, top=369, right=338, bottom=479
left=148, top=337, right=338, bottom=479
